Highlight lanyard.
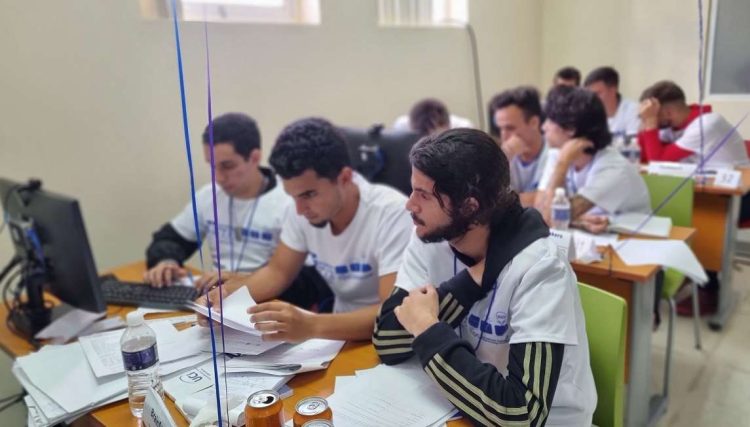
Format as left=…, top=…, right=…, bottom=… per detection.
left=227, top=177, right=266, bottom=272
left=454, top=255, right=501, bottom=352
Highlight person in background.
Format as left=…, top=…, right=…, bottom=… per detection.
left=393, top=98, right=473, bottom=133
left=638, top=80, right=748, bottom=167
left=639, top=80, right=750, bottom=316
left=373, top=128, right=596, bottom=426
left=584, top=66, right=640, bottom=137
left=535, top=85, right=650, bottom=233
left=488, top=86, right=548, bottom=193
left=553, top=66, right=581, bottom=87
left=143, top=113, right=328, bottom=310
left=197, top=117, right=413, bottom=342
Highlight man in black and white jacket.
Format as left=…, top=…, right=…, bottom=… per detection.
left=373, top=128, right=596, bottom=426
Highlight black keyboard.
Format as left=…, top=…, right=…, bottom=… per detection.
left=101, top=277, right=199, bottom=310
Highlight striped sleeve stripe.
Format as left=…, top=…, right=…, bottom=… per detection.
left=439, top=294, right=454, bottom=312
left=372, top=337, right=414, bottom=347
left=374, top=347, right=413, bottom=356
left=424, top=368, right=495, bottom=427
left=427, top=354, right=529, bottom=418
left=372, top=329, right=412, bottom=337
left=445, top=304, right=464, bottom=325
left=439, top=298, right=460, bottom=320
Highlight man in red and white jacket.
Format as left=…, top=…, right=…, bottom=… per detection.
left=637, top=80, right=748, bottom=166
left=637, top=80, right=749, bottom=316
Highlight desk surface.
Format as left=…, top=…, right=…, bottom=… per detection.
left=572, top=225, right=696, bottom=283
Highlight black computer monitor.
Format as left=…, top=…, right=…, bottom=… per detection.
left=338, top=125, right=421, bottom=196
left=0, top=177, right=106, bottom=336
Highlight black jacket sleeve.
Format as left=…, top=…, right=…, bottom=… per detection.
left=145, top=223, right=200, bottom=268
left=373, top=270, right=486, bottom=364
left=373, top=270, right=564, bottom=427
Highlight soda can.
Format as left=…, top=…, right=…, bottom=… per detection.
left=302, top=420, right=334, bottom=427
left=293, top=397, right=333, bottom=427
left=246, top=390, right=284, bottom=427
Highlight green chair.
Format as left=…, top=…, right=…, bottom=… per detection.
left=578, top=283, right=627, bottom=427
left=642, top=174, right=702, bottom=415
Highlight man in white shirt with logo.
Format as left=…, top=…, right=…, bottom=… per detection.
left=373, top=128, right=596, bottom=426
left=584, top=66, right=640, bottom=137
left=489, top=86, right=549, bottom=193
left=198, top=117, right=413, bottom=342
left=536, top=86, right=651, bottom=233
left=144, top=113, right=326, bottom=307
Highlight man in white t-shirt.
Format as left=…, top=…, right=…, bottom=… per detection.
left=536, top=86, right=651, bottom=232
left=637, top=80, right=749, bottom=168
left=584, top=66, right=640, bottom=137
left=198, top=117, right=413, bottom=342
left=373, top=128, right=596, bottom=426
left=144, top=113, right=309, bottom=292
left=489, top=86, right=549, bottom=193
left=393, top=98, right=473, bottom=135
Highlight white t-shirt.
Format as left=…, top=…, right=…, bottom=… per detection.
left=658, top=112, right=749, bottom=167
left=608, top=98, right=640, bottom=136
left=392, top=114, right=474, bottom=131
left=540, top=146, right=651, bottom=216
left=509, top=142, right=549, bottom=193
left=170, top=173, right=291, bottom=273
left=396, top=234, right=597, bottom=426
left=280, top=174, right=413, bottom=313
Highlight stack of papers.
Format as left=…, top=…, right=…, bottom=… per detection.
left=326, top=360, right=457, bottom=427
left=609, top=213, right=672, bottom=238
left=222, top=339, right=345, bottom=375
left=166, top=362, right=291, bottom=426
left=187, top=287, right=261, bottom=335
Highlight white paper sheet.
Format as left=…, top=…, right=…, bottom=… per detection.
left=609, top=213, right=672, bottom=238
left=614, top=239, right=708, bottom=284
left=79, top=317, right=126, bottom=336
left=199, top=326, right=282, bottom=355
left=223, top=339, right=345, bottom=375
left=16, top=342, right=127, bottom=413
left=34, top=308, right=105, bottom=342
left=187, top=287, right=259, bottom=335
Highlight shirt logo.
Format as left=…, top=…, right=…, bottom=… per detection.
left=310, top=253, right=374, bottom=282
left=466, top=310, right=510, bottom=344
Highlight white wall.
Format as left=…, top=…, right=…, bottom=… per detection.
left=0, top=0, right=541, bottom=270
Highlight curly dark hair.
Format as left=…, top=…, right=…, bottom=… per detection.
left=270, top=117, right=351, bottom=180
left=409, top=128, right=519, bottom=227
left=202, top=112, right=261, bottom=160
left=545, top=85, right=612, bottom=153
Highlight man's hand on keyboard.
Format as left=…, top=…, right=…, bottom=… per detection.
left=194, top=271, right=240, bottom=293
left=144, top=260, right=187, bottom=288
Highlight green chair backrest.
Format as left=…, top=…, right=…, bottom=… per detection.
left=642, top=174, right=694, bottom=297
left=578, top=283, right=627, bottom=427
left=641, top=174, right=694, bottom=227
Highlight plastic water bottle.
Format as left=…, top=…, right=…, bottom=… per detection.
left=551, top=187, right=571, bottom=230
left=121, top=311, right=164, bottom=418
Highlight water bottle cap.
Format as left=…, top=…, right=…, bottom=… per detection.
left=126, top=311, right=145, bottom=327
left=554, top=187, right=566, bottom=197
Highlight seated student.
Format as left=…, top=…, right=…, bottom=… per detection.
left=393, top=98, right=473, bottom=133
left=536, top=86, right=650, bottom=232
left=197, top=117, right=413, bottom=342
left=373, top=128, right=596, bottom=426
left=584, top=66, right=640, bottom=137
left=552, top=66, right=581, bottom=87
left=489, top=86, right=549, bottom=193
left=637, top=80, right=749, bottom=167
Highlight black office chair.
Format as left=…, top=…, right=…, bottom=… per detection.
left=338, top=124, right=420, bottom=196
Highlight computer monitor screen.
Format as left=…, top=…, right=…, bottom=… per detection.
left=0, top=178, right=106, bottom=314
left=338, top=125, right=421, bottom=196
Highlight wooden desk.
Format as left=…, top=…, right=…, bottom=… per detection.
left=570, top=226, right=695, bottom=427
left=0, top=262, right=469, bottom=427
left=690, top=167, right=750, bottom=330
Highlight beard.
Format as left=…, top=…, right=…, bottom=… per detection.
left=414, top=212, right=474, bottom=244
